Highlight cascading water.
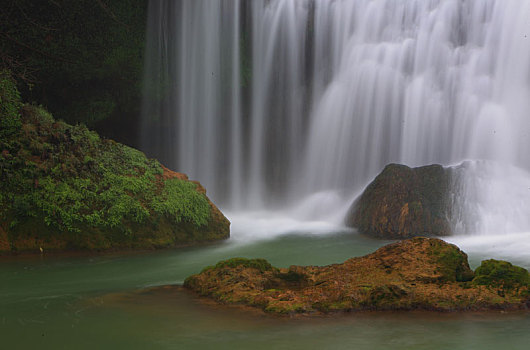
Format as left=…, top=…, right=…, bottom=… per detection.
left=142, top=0, right=530, bottom=236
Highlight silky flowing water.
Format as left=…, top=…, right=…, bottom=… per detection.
left=142, top=0, right=530, bottom=236
left=2, top=225, right=530, bottom=349
left=4, top=0, right=530, bottom=347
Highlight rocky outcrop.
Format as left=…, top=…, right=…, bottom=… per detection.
left=0, top=76, right=229, bottom=254
left=345, top=164, right=452, bottom=239
left=184, top=238, right=529, bottom=315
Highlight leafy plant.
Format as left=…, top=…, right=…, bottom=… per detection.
left=0, top=99, right=212, bottom=245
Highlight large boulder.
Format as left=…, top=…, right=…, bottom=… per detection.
left=0, top=81, right=229, bottom=254
left=183, top=238, right=529, bottom=315
left=345, top=163, right=452, bottom=239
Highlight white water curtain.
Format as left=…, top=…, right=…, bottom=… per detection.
left=143, top=0, right=530, bottom=234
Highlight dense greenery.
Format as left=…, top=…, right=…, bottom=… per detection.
left=1, top=0, right=146, bottom=144
left=0, top=71, right=217, bottom=251
left=0, top=71, right=22, bottom=139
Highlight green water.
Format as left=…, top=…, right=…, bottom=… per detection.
left=1, top=231, right=529, bottom=349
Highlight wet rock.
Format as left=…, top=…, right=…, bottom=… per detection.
left=345, top=163, right=453, bottom=238
left=184, top=238, right=529, bottom=315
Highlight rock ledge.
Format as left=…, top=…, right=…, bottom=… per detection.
left=184, top=238, right=529, bottom=315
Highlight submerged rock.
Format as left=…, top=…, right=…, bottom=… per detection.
left=184, top=238, right=529, bottom=315
left=345, top=163, right=453, bottom=239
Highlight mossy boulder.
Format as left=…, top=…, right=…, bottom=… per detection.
left=184, top=238, right=529, bottom=315
left=473, top=259, right=529, bottom=293
left=0, top=73, right=229, bottom=254
left=346, top=163, right=453, bottom=239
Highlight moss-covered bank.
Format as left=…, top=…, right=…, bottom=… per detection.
left=184, top=238, right=530, bottom=315
left=0, top=71, right=229, bottom=254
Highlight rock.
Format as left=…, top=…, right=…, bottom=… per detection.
left=155, top=167, right=230, bottom=246
left=0, top=100, right=230, bottom=254
left=345, top=163, right=452, bottom=239
left=473, top=259, right=530, bottom=291
left=184, top=238, right=529, bottom=315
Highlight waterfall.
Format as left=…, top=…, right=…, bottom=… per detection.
left=142, top=0, right=530, bottom=234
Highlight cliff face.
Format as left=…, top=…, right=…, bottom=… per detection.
left=0, top=72, right=229, bottom=254
left=345, top=164, right=453, bottom=239
left=184, top=238, right=529, bottom=315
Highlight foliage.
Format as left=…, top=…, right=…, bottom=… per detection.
left=0, top=70, right=22, bottom=140
left=152, top=179, right=211, bottom=227
left=0, top=103, right=211, bottom=239
left=0, top=0, right=147, bottom=143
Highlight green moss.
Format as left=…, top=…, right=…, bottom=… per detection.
left=214, top=258, right=274, bottom=272
left=427, top=239, right=474, bottom=282
left=473, top=259, right=529, bottom=291
left=0, top=99, right=221, bottom=251
left=199, top=265, right=215, bottom=274
left=312, top=300, right=353, bottom=313
left=265, top=301, right=305, bottom=314
left=276, top=269, right=308, bottom=283
left=329, top=300, right=353, bottom=310
left=152, top=179, right=210, bottom=227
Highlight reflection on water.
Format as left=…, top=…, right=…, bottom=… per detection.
left=1, top=230, right=529, bottom=349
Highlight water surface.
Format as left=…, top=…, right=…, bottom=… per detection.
left=1, top=229, right=529, bottom=349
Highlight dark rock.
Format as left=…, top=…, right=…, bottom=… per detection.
left=345, top=163, right=452, bottom=239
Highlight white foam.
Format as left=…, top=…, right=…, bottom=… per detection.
left=225, top=211, right=349, bottom=244
left=446, top=232, right=530, bottom=268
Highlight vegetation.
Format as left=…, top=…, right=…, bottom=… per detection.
left=214, top=258, right=275, bottom=272
left=184, top=238, right=530, bottom=315
left=473, top=259, right=529, bottom=293
left=0, top=71, right=228, bottom=253
left=1, top=0, right=147, bottom=144
left=427, top=238, right=475, bottom=282
left=0, top=71, right=22, bottom=139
